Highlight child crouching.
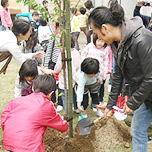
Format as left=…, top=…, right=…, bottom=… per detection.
left=1, top=75, right=69, bottom=152
left=76, top=57, right=103, bottom=117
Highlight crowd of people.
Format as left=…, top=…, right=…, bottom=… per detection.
left=0, top=0, right=152, bottom=152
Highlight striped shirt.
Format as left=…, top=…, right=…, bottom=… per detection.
left=43, top=37, right=61, bottom=67
left=81, top=42, right=111, bottom=79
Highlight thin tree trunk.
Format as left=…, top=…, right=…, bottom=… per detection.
left=65, top=0, right=73, bottom=137
left=62, top=0, right=68, bottom=118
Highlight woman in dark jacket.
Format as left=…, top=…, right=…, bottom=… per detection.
left=88, top=1, right=152, bottom=152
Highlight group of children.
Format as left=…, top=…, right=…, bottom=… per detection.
left=70, top=0, right=95, bottom=51
left=14, top=31, right=113, bottom=116
left=0, top=1, right=115, bottom=152
left=1, top=32, right=113, bottom=150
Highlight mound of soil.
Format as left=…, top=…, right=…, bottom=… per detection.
left=43, top=118, right=132, bottom=152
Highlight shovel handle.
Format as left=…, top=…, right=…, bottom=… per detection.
left=94, top=116, right=105, bottom=124
left=94, top=111, right=113, bottom=124
left=80, top=106, right=83, bottom=118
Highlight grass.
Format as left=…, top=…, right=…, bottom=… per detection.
left=0, top=59, right=152, bottom=152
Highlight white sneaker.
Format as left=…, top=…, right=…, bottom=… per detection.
left=72, top=107, right=79, bottom=114
left=92, top=107, right=97, bottom=112
left=83, top=114, right=88, bottom=118
left=56, top=105, right=63, bottom=112
left=96, top=111, right=104, bottom=117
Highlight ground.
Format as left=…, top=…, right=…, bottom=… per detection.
left=43, top=119, right=132, bottom=152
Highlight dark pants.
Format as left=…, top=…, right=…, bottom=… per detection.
left=72, top=32, right=80, bottom=50
left=87, top=30, right=93, bottom=44
left=82, top=93, right=99, bottom=110
left=98, top=80, right=106, bottom=102
left=91, top=80, right=106, bottom=108
left=57, top=88, right=63, bottom=106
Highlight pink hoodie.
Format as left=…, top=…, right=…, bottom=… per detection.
left=1, top=92, right=68, bottom=152
left=0, top=7, right=12, bottom=29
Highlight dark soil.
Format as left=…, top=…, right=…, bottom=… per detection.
left=43, top=118, right=132, bottom=152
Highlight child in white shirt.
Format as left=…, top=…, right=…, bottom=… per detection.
left=78, top=7, right=88, bottom=36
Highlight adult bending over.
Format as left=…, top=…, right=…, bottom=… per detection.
left=0, top=19, right=44, bottom=74
left=88, top=1, right=152, bottom=152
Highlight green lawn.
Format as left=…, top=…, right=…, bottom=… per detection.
left=0, top=59, right=152, bottom=152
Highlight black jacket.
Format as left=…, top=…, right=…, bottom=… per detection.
left=107, top=17, right=152, bottom=111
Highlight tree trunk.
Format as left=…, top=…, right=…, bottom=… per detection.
left=65, top=0, right=73, bottom=137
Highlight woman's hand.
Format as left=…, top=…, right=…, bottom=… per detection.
left=40, top=68, right=55, bottom=75
left=32, top=51, right=45, bottom=58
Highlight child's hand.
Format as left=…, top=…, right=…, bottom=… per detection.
left=59, top=132, right=69, bottom=139
left=96, top=102, right=107, bottom=110
left=97, top=78, right=100, bottom=83
left=77, top=102, right=84, bottom=113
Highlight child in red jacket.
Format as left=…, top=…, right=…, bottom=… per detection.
left=1, top=74, right=69, bottom=152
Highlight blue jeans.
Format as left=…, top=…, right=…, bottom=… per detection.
left=131, top=103, right=152, bottom=152
left=1, top=25, right=10, bottom=31
left=60, top=88, right=77, bottom=114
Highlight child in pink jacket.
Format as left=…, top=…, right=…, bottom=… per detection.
left=0, top=0, right=12, bottom=31
left=1, top=75, right=69, bottom=152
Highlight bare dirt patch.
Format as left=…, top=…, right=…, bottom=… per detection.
left=44, top=118, right=132, bottom=152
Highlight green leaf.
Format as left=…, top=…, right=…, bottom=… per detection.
left=58, top=92, right=64, bottom=96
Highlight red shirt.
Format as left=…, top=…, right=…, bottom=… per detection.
left=1, top=92, right=68, bottom=152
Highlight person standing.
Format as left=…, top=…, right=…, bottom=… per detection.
left=30, top=11, right=40, bottom=31
left=71, top=7, right=80, bottom=51
left=133, top=1, right=152, bottom=28
left=42, top=0, right=49, bottom=14
left=84, top=0, right=94, bottom=44
left=89, top=1, right=152, bottom=152
left=0, top=0, right=12, bottom=31
left=78, top=7, right=88, bottom=36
